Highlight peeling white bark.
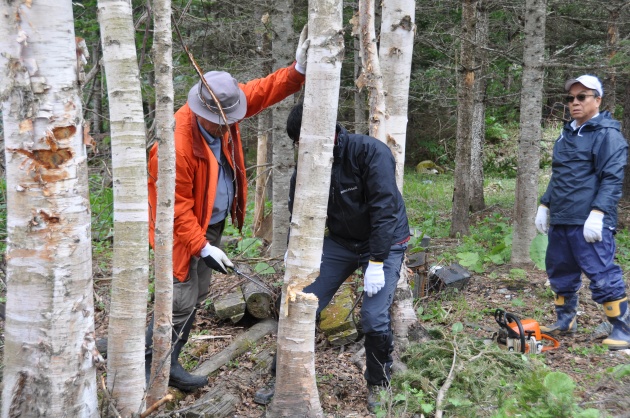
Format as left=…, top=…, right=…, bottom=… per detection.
left=269, top=0, right=344, bottom=415
left=0, top=2, right=98, bottom=417
left=98, top=0, right=149, bottom=414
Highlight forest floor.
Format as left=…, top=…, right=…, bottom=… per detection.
left=3, top=212, right=630, bottom=417
left=88, top=212, right=630, bottom=417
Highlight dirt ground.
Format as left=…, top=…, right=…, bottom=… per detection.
left=5, top=206, right=630, bottom=417
left=89, top=230, right=630, bottom=417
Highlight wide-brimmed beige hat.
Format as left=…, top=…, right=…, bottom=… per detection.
left=187, top=71, right=247, bottom=125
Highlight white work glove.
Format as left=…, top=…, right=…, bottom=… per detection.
left=200, top=243, right=233, bottom=274
left=583, top=210, right=604, bottom=243
left=535, top=205, right=549, bottom=235
left=295, top=24, right=309, bottom=74
left=364, top=260, right=385, bottom=297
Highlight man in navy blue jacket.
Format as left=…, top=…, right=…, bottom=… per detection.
left=535, top=74, right=629, bottom=350
left=256, top=103, right=410, bottom=411
left=292, top=103, right=409, bottom=410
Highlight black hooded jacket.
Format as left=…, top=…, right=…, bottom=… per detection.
left=289, top=125, right=410, bottom=261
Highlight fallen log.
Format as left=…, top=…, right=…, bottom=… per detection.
left=319, top=282, right=358, bottom=346
left=183, top=386, right=238, bottom=418
left=192, top=318, right=277, bottom=377
left=213, top=288, right=246, bottom=323
left=180, top=347, right=276, bottom=418
left=243, top=280, right=274, bottom=319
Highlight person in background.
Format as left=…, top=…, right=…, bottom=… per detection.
left=145, top=31, right=309, bottom=391
left=255, top=102, right=410, bottom=412
left=535, top=74, right=629, bottom=350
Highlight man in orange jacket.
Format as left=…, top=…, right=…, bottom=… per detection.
left=145, top=32, right=308, bottom=391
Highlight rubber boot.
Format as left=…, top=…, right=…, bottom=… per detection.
left=364, top=331, right=394, bottom=412
left=540, top=293, right=578, bottom=335
left=254, top=353, right=277, bottom=405
left=168, top=310, right=208, bottom=391
left=602, top=297, right=630, bottom=350
left=144, top=316, right=154, bottom=385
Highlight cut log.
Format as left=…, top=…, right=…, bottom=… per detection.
left=243, top=280, right=274, bottom=319
left=192, top=318, right=277, bottom=377
left=213, top=288, right=246, bottom=323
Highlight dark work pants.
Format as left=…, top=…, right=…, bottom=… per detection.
left=303, top=236, right=407, bottom=333
left=303, top=236, right=406, bottom=385
left=546, top=225, right=625, bottom=304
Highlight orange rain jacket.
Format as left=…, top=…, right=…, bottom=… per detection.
left=148, top=63, right=305, bottom=281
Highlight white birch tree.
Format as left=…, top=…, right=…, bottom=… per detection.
left=270, top=0, right=297, bottom=258
left=98, top=0, right=149, bottom=414
left=378, top=0, right=418, bottom=350
left=268, top=0, right=344, bottom=414
left=147, top=0, right=175, bottom=406
left=0, top=2, right=99, bottom=416
left=357, top=0, right=387, bottom=142
left=379, top=0, right=415, bottom=189
left=511, top=0, right=546, bottom=263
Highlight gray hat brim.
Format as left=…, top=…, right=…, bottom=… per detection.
left=187, top=81, right=247, bottom=125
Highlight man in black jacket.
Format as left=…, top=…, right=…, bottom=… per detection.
left=258, top=102, right=410, bottom=411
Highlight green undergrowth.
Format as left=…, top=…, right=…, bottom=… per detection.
left=376, top=332, right=602, bottom=417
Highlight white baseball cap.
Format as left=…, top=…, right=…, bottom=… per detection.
left=564, top=75, right=603, bottom=97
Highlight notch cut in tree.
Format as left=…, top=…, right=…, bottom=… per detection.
left=267, top=0, right=344, bottom=415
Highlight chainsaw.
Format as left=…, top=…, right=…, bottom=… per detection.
left=494, top=308, right=560, bottom=354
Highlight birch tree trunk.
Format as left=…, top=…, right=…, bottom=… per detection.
left=470, top=0, right=488, bottom=212
left=511, top=0, right=546, bottom=264
left=270, top=0, right=297, bottom=257
left=357, top=0, right=388, bottom=142
left=98, top=0, right=149, bottom=414
left=147, top=0, right=174, bottom=406
left=379, top=0, right=418, bottom=351
left=0, top=2, right=98, bottom=417
left=353, top=34, right=368, bottom=134
left=450, top=0, right=477, bottom=238
left=380, top=0, right=415, bottom=190
left=267, top=0, right=344, bottom=415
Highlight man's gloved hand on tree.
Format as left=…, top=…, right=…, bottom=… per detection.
left=294, top=24, right=309, bottom=74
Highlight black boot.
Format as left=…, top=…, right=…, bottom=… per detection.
left=254, top=353, right=277, bottom=405
left=364, top=331, right=394, bottom=412
left=145, top=315, right=154, bottom=385
left=168, top=310, right=208, bottom=392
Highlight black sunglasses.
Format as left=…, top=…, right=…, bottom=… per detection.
left=564, top=94, right=595, bottom=103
